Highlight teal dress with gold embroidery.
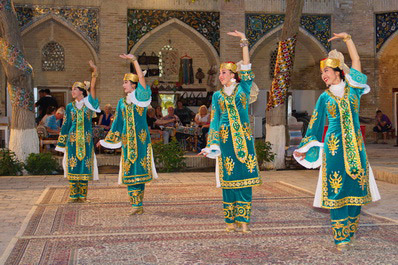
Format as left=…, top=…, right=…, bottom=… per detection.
left=205, top=69, right=261, bottom=224
left=295, top=68, right=374, bottom=209
left=294, top=68, right=381, bottom=245
left=56, top=95, right=100, bottom=181
left=100, top=83, right=155, bottom=210
left=100, top=83, right=154, bottom=185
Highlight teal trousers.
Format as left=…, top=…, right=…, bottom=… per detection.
left=223, top=187, right=252, bottom=224
left=69, top=180, right=88, bottom=199
left=127, top=184, right=145, bottom=209
left=330, top=206, right=361, bottom=245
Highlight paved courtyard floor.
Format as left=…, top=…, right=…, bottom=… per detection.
left=0, top=167, right=397, bottom=264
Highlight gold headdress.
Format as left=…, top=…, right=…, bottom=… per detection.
left=220, top=62, right=237, bottom=73
left=124, top=73, right=139, bottom=83
left=73, top=81, right=90, bottom=91
left=320, top=49, right=350, bottom=74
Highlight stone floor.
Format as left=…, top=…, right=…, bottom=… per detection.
left=0, top=142, right=397, bottom=263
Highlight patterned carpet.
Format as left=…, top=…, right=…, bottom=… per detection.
left=3, top=182, right=398, bottom=264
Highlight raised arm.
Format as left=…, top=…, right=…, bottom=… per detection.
left=89, top=60, right=98, bottom=98
left=328, top=32, right=361, bottom=72
left=227, top=30, right=250, bottom=65
left=120, top=54, right=146, bottom=88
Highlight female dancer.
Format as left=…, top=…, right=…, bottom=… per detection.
left=201, top=31, right=261, bottom=233
left=294, top=32, right=380, bottom=251
left=56, top=60, right=101, bottom=203
left=99, top=54, right=158, bottom=215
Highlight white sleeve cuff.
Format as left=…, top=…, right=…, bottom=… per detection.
left=100, top=139, right=122, bottom=149
left=202, top=144, right=221, bottom=159
left=345, top=74, right=371, bottom=95
left=293, top=141, right=323, bottom=169
left=131, top=91, right=152, bottom=107
left=240, top=64, right=252, bottom=70
left=83, top=96, right=101, bottom=113
left=55, top=146, right=65, bottom=153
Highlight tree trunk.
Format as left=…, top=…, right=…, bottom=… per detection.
left=0, top=0, right=39, bottom=162
left=265, top=0, right=304, bottom=169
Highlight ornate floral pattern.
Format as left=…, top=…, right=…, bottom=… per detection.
left=308, top=110, right=318, bottom=130
left=376, top=12, right=398, bottom=52
left=138, top=129, right=147, bottom=144
left=246, top=13, right=331, bottom=51
left=327, top=133, right=339, bottom=156
left=245, top=154, right=257, bottom=173
left=127, top=9, right=220, bottom=53
left=329, top=171, right=342, bottom=194
left=224, top=157, right=235, bottom=176
left=327, top=101, right=337, bottom=118
left=15, top=5, right=99, bottom=51
left=220, top=125, right=229, bottom=143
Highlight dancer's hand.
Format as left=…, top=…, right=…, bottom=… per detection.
left=96, top=141, right=101, bottom=148
left=120, top=54, right=137, bottom=61
left=328, top=32, right=349, bottom=42
left=227, top=30, right=246, bottom=39
left=89, top=60, right=97, bottom=72
left=197, top=149, right=207, bottom=157
left=293, top=150, right=306, bottom=160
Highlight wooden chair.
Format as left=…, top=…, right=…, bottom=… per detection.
left=36, top=125, right=58, bottom=153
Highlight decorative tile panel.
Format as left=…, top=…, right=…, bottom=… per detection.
left=246, top=13, right=331, bottom=51
left=15, top=5, right=99, bottom=52
left=127, top=9, right=220, bottom=53
left=376, top=12, right=398, bottom=52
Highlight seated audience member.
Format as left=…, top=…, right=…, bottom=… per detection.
left=155, top=107, right=181, bottom=143
left=98, top=104, right=113, bottom=131
left=195, top=105, right=210, bottom=148
left=156, top=107, right=180, bottom=127
left=155, top=105, right=163, bottom=119
left=175, top=100, right=194, bottom=126
left=373, top=110, right=393, bottom=144
left=147, top=108, right=168, bottom=144
left=40, top=106, right=57, bottom=126
left=45, top=107, right=64, bottom=136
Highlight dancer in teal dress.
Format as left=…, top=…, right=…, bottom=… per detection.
left=294, top=32, right=380, bottom=251
left=99, top=54, right=158, bottom=215
left=201, top=31, right=261, bottom=233
left=56, top=60, right=101, bottom=202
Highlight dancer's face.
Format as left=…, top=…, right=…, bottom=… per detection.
left=71, top=86, right=83, bottom=99
left=123, top=80, right=136, bottom=93
left=321, top=67, right=341, bottom=86
left=219, top=69, right=235, bottom=86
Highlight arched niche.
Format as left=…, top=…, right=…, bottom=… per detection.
left=21, top=16, right=97, bottom=89
left=376, top=31, right=398, bottom=120
left=250, top=25, right=327, bottom=91
left=130, top=18, right=220, bottom=85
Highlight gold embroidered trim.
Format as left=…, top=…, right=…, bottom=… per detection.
left=220, top=125, right=229, bottom=143
left=326, top=86, right=363, bottom=179
left=221, top=89, right=248, bottom=163
left=327, top=101, right=337, bottom=118
left=327, top=133, right=339, bottom=156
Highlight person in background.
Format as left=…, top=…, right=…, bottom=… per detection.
left=155, top=107, right=181, bottom=144
left=45, top=107, right=65, bottom=136
left=98, top=104, right=113, bottom=132
left=39, top=105, right=56, bottom=126
left=175, top=100, right=194, bottom=126
left=373, top=110, right=392, bottom=144
left=35, top=88, right=58, bottom=124
left=195, top=105, right=210, bottom=148
left=155, top=105, right=163, bottom=119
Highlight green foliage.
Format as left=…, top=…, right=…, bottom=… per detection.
left=152, top=140, right=186, bottom=172
left=255, top=140, right=275, bottom=167
left=0, top=149, right=24, bottom=176
left=24, top=153, right=60, bottom=175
